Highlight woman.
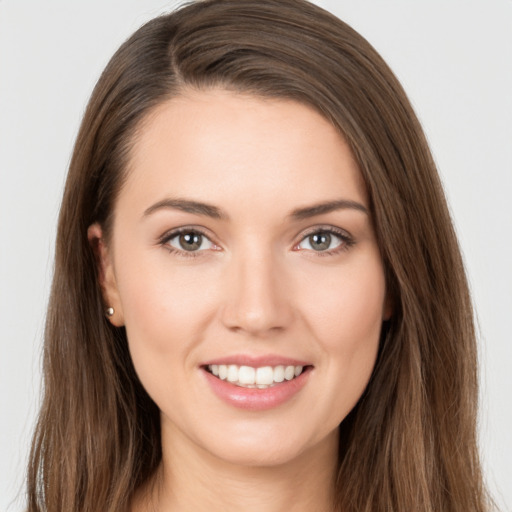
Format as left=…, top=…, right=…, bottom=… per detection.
left=26, top=0, right=491, bottom=511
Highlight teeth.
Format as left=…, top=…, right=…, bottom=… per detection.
left=227, top=365, right=238, bottom=382
left=238, top=366, right=255, bottom=385
left=273, top=365, right=285, bottom=383
left=208, top=364, right=305, bottom=387
left=218, top=365, right=228, bottom=380
left=256, top=366, right=274, bottom=385
left=284, top=365, right=295, bottom=381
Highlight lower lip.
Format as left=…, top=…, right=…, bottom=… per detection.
left=202, top=367, right=311, bottom=411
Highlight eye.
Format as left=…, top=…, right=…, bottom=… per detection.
left=296, top=229, right=351, bottom=253
left=166, top=230, right=215, bottom=252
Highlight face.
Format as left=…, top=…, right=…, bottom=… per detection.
left=92, top=89, right=389, bottom=468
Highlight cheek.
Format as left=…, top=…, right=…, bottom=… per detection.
left=115, top=254, right=220, bottom=363
left=114, top=262, right=218, bottom=414
left=296, top=254, right=385, bottom=411
left=300, top=254, right=386, bottom=347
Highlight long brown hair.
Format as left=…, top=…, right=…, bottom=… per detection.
left=27, top=1, right=490, bottom=510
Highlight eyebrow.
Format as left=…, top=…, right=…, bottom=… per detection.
left=142, top=197, right=368, bottom=221
left=143, top=198, right=227, bottom=219
left=288, top=199, right=368, bottom=220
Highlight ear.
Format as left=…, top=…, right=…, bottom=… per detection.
left=382, top=292, right=393, bottom=322
left=382, top=294, right=393, bottom=322
left=87, top=223, right=125, bottom=327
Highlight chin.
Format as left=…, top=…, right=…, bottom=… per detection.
left=192, top=419, right=338, bottom=470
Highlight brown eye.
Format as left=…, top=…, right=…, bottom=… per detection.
left=179, top=232, right=203, bottom=251
left=167, top=230, right=214, bottom=252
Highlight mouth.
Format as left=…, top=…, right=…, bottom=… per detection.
left=204, top=364, right=312, bottom=389
left=201, top=358, right=313, bottom=410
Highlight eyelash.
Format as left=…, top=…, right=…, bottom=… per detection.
left=158, top=226, right=355, bottom=258
left=159, top=227, right=215, bottom=259
left=295, top=226, right=355, bottom=257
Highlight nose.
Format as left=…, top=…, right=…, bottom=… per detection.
left=220, top=249, right=294, bottom=336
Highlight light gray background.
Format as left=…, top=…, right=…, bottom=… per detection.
left=1, top=1, right=511, bottom=510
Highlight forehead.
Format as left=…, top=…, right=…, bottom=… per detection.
left=119, top=88, right=367, bottom=217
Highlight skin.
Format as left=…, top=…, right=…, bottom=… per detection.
left=89, top=89, right=390, bottom=512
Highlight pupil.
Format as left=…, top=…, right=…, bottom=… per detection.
left=310, top=233, right=331, bottom=251
left=180, top=233, right=202, bottom=251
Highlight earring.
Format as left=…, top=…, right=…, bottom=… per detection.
left=105, top=307, right=115, bottom=317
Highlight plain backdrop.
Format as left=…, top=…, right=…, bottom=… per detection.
left=1, top=1, right=511, bottom=510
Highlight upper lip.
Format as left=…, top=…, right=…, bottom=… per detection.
left=201, top=354, right=312, bottom=368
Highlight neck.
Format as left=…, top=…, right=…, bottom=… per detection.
left=132, top=421, right=339, bottom=512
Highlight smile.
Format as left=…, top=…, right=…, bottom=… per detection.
left=206, top=364, right=305, bottom=388
left=202, top=357, right=313, bottom=410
